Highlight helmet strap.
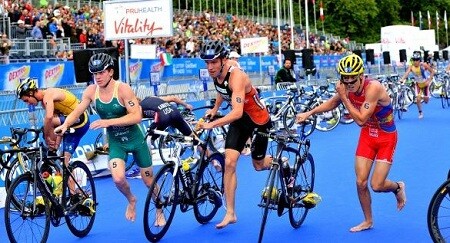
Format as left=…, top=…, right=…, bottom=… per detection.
left=214, top=58, right=225, bottom=79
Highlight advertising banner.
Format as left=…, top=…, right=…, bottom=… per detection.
left=103, top=0, right=173, bottom=40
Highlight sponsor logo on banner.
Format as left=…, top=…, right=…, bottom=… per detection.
left=6, top=65, right=31, bottom=90
left=129, top=61, right=142, bottom=82
left=44, top=64, right=64, bottom=87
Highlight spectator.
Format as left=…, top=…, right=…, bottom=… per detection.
left=31, top=20, right=43, bottom=39
left=0, top=33, right=12, bottom=64
left=15, top=20, right=28, bottom=39
left=274, top=59, right=297, bottom=85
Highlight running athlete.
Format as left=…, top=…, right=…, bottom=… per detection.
left=17, top=77, right=90, bottom=166
left=400, top=52, right=435, bottom=119
left=296, top=54, right=406, bottom=232
left=196, top=40, right=273, bottom=229
left=54, top=53, right=163, bottom=224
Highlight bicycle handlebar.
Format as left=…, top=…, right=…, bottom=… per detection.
left=256, top=131, right=310, bottom=147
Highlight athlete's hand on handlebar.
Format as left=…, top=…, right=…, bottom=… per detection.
left=296, top=112, right=311, bottom=124
left=205, top=109, right=217, bottom=119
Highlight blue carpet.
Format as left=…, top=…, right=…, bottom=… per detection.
left=1, top=98, right=447, bottom=243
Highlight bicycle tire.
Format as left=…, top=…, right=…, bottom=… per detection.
left=5, top=173, right=51, bottom=243
left=397, top=93, right=404, bottom=120
left=258, top=166, right=278, bottom=243
left=64, top=161, right=97, bottom=237
left=441, top=83, right=449, bottom=109
left=287, top=103, right=316, bottom=137
left=4, top=155, right=32, bottom=192
left=193, top=152, right=225, bottom=224
left=144, top=164, right=179, bottom=242
left=157, top=127, right=194, bottom=164
left=289, top=152, right=315, bottom=228
left=315, top=105, right=341, bottom=132
left=430, top=81, right=442, bottom=98
left=427, top=179, right=450, bottom=242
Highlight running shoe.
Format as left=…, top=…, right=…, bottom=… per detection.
left=126, top=167, right=141, bottom=179
left=418, top=113, right=424, bottom=119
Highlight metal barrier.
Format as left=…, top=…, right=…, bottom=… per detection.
left=9, top=38, right=73, bottom=57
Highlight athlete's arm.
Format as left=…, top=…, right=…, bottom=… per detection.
left=400, top=66, right=411, bottom=82
left=341, top=82, right=381, bottom=126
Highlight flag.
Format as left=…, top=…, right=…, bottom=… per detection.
left=159, top=52, right=172, bottom=66
left=411, top=11, right=414, bottom=26
left=319, top=1, right=324, bottom=21
left=445, top=10, right=448, bottom=30
left=419, top=11, right=423, bottom=30
left=428, top=10, right=431, bottom=29
left=436, top=11, right=440, bottom=30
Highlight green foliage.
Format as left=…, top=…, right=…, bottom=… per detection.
left=172, top=0, right=450, bottom=46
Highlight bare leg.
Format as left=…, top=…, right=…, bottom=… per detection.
left=370, top=161, right=407, bottom=211
left=109, top=159, right=137, bottom=222
left=216, top=149, right=239, bottom=229
left=140, top=166, right=166, bottom=226
left=350, top=156, right=374, bottom=232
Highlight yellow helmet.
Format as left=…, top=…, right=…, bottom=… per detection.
left=337, top=54, right=364, bottom=76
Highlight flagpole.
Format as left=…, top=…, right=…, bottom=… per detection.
left=276, top=0, right=282, bottom=68
left=313, top=0, right=317, bottom=34
left=445, top=10, right=449, bottom=46
left=305, top=0, right=310, bottom=48
left=289, top=0, right=294, bottom=49
left=437, top=11, right=440, bottom=47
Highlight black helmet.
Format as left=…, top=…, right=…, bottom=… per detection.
left=411, top=52, right=422, bottom=61
left=88, top=53, right=114, bottom=73
left=16, top=77, right=38, bottom=98
left=200, top=40, right=229, bottom=60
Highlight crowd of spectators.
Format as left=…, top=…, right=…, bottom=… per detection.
left=2, top=0, right=353, bottom=63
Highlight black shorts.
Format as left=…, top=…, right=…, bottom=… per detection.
left=225, top=113, right=272, bottom=160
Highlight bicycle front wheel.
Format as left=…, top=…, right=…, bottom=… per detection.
left=193, top=152, right=225, bottom=224
left=258, top=166, right=278, bottom=243
left=427, top=179, right=450, bottom=242
left=289, top=152, right=315, bottom=228
left=64, top=161, right=97, bottom=237
left=5, top=173, right=51, bottom=243
left=144, top=164, right=179, bottom=242
left=5, top=155, right=32, bottom=192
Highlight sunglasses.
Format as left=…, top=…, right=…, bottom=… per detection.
left=341, top=76, right=359, bottom=85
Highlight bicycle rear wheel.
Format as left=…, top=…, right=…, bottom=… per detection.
left=427, top=179, right=450, bottom=242
left=289, top=152, right=315, bottom=228
left=193, top=152, right=225, bottom=224
left=5, top=173, right=51, bottom=243
left=64, top=161, right=97, bottom=237
left=258, top=166, right=278, bottom=243
left=144, top=164, right=179, bottom=242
